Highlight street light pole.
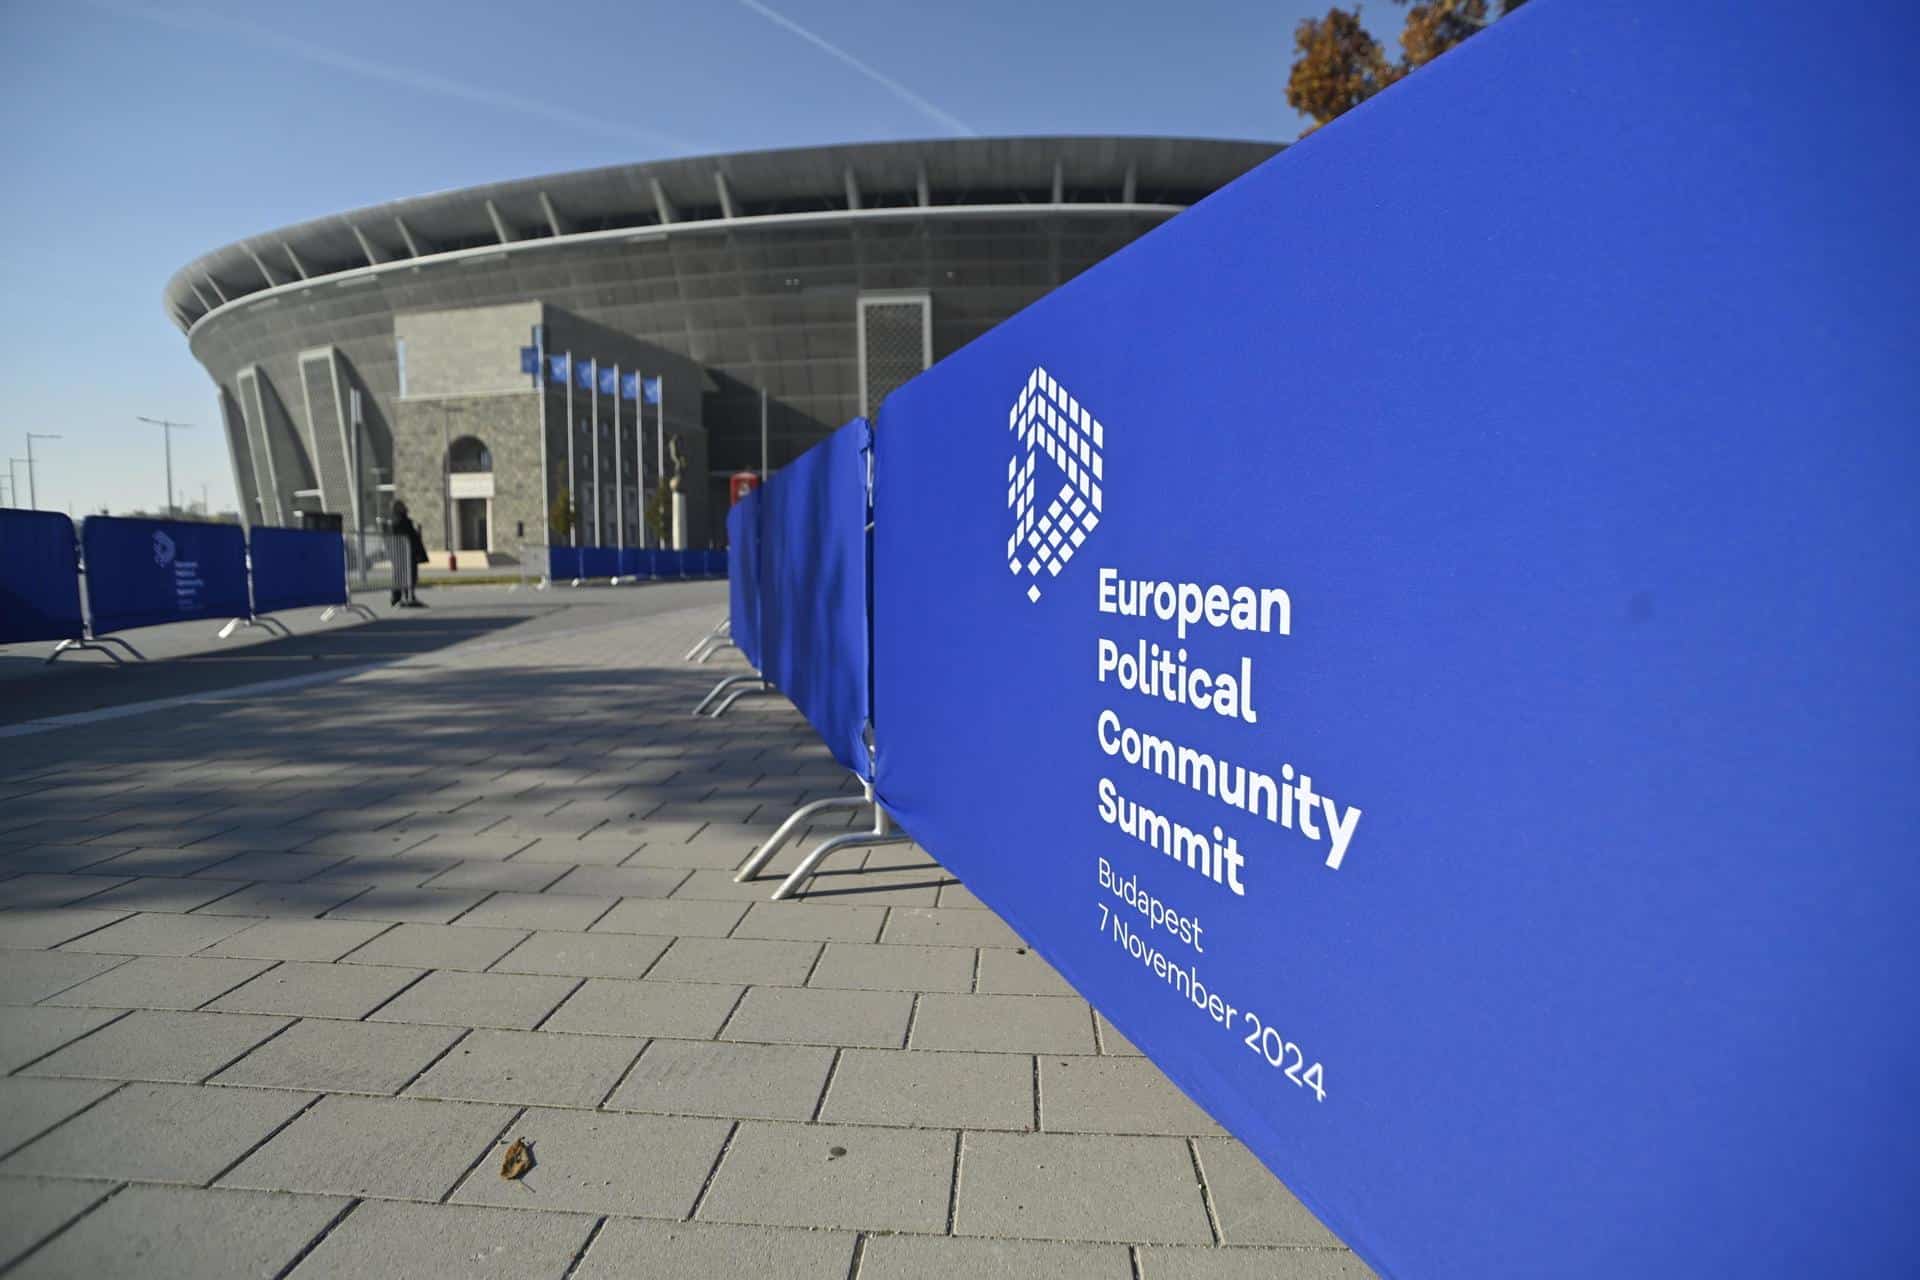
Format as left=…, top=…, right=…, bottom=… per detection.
left=135, top=417, right=194, bottom=516
left=8, top=459, right=25, bottom=509
left=24, top=433, right=61, bottom=510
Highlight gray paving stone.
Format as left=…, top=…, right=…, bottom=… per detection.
left=403, top=833, right=538, bottom=861
left=647, top=936, right=819, bottom=986
left=214, top=1018, right=463, bottom=1095
left=804, top=941, right=977, bottom=993
left=912, top=993, right=1096, bottom=1054
left=0, top=909, right=130, bottom=950
left=793, top=864, right=950, bottom=908
left=323, top=886, right=487, bottom=924
left=506, top=835, right=644, bottom=866
left=207, top=961, right=424, bottom=1020
left=617, top=841, right=746, bottom=871
left=860, top=1235, right=1133, bottom=1280
left=955, top=1131, right=1215, bottom=1244
left=407, top=1028, right=641, bottom=1107
left=291, top=829, right=437, bottom=857
left=194, top=882, right=369, bottom=918
left=74, top=877, right=249, bottom=914
left=1042, top=1057, right=1226, bottom=1136
left=819, top=1049, right=1033, bottom=1130
left=0, top=1078, right=117, bottom=1157
left=13, top=1184, right=350, bottom=1280
left=573, top=1219, right=856, bottom=1280
left=1137, top=1247, right=1379, bottom=1280
left=1097, top=1011, right=1145, bottom=1056
left=22, top=1009, right=289, bottom=1084
left=979, top=947, right=1079, bottom=996
left=454, top=891, right=616, bottom=932
left=338, top=921, right=527, bottom=971
left=491, top=930, right=670, bottom=980
left=732, top=901, right=886, bottom=943
left=188, top=825, right=330, bottom=854
left=41, top=955, right=271, bottom=1011
left=288, top=1200, right=593, bottom=1279
left=671, top=868, right=793, bottom=902
left=698, top=1120, right=955, bottom=1233
left=722, top=986, right=912, bottom=1048
left=539, top=865, right=689, bottom=898
left=882, top=906, right=1026, bottom=949
left=369, top=970, right=577, bottom=1030
left=218, top=1094, right=514, bottom=1200
left=542, top=978, right=742, bottom=1039
left=0, top=845, right=126, bottom=874
left=0, top=875, right=127, bottom=909
left=193, top=851, right=349, bottom=881
left=421, top=860, right=567, bottom=893
left=938, top=880, right=990, bottom=909
left=607, top=1038, right=833, bottom=1121
left=303, top=854, right=461, bottom=887
left=591, top=897, right=746, bottom=939
left=199, top=918, right=393, bottom=962
left=2, top=1082, right=313, bottom=1184
left=84, top=846, right=236, bottom=877
left=1194, top=1139, right=1344, bottom=1247
left=0, top=1176, right=116, bottom=1270
left=453, top=1106, right=730, bottom=1217
left=57, top=911, right=255, bottom=956
left=0, top=1007, right=123, bottom=1073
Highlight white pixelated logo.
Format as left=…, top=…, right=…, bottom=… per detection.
left=152, top=530, right=176, bottom=568
left=1007, top=367, right=1104, bottom=603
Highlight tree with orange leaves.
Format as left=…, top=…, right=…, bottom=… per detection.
left=1286, top=0, right=1528, bottom=133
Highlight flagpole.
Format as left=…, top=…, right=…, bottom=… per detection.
left=591, top=357, right=601, bottom=546
left=613, top=364, right=624, bottom=552
left=656, top=376, right=665, bottom=545
left=535, top=324, right=549, bottom=559
left=565, top=351, right=576, bottom=547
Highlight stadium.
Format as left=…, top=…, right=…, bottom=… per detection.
left=165, top=136, right=1278, bottom=559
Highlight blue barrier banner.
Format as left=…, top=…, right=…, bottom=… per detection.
left=635, top=549, right=661, bottom=580
left=0, top=508, right=84, bottom=643
left=870, top=4, right=1918, bottom=1277
left=248, top=526, right=347, bottom=614
left=548, top=546, right=582, bottom=581
left=82, top=516, right=250, bottom=635
left=763, top=419, right=871, bottom=779
left=617, top=547, right=643, bottom=579
left=704, top=549, right=725, bottom=578
left=580, top=546, right=618, bottom=580
left=727, top=491, right=764, bottom=670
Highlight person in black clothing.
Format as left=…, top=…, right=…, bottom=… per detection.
left=387, top=501, right=428, bottom=608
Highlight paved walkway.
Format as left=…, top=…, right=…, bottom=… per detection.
left=0, top=586, right=1373, bottom=1279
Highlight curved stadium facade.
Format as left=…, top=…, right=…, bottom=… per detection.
left=167, top=136, right=1278, bottom=557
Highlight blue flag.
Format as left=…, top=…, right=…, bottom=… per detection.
left=643, top=377, right=662, bottom=405
left=519, top=346, right=537, bottom=376
left=599, top=368, right=617, bottom=396
left=547, top=354, right=567, bottom=384
left=575, top=362, right=594, bottom=391
left=621, top=372, right=639, bottom=401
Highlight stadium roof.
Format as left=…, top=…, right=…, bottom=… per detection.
left=165, top=136, right=1280, bottom=333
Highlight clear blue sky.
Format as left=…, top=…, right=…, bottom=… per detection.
left=0, top=0, right=1405, bottom=517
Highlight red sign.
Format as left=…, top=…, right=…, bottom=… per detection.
left=730, top=472, right=762, bottom=505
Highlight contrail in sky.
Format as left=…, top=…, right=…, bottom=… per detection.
left=86, top=1, right=702, bottom=152
left=736, top=0, right=975, bottom=137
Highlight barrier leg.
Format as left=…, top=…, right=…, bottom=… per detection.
left=734, top=794, right=869, bottom=882
left=691, top=673, right=762, bottom=717
left=771, top=805, right=910, bottom=902
left=96, top=635, right=144, bottom=659
left=683, top=619, right=728, bottom=661
left=320, top=603, right=378, bottom=622
left=256, top=615, right=292, bottom=637
left=696, top=639, right=739, bottom=664
left=710, top=681, right=775, bottom=717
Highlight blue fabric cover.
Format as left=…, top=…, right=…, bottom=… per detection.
left=869, top=2, right=1919, bottom=1276
left=248, top=527, right=347, bottom=613
left=762, top=419, right=872, bottom=778
left=0, top=508, right=83, bottom=643
left=82, top=516, right=250, bottom=634
left=580, top=546, right=618, bottom=580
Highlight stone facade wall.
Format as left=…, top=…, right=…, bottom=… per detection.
left=393, top=391, right=543, bottom=563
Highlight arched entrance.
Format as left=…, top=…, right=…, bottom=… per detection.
left=448, top=435, right=493, bottom=553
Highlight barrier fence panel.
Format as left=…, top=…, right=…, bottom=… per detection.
left=548, top=546, right=583, bottom=582
left=81, top=516, right=250, bottom=635
left=870, top=4, right=1916, bottom=1277
left=617, top=548, right=643, bottom=580
left=762, top=419, right=872, bottom=778
left=580, top=547, right=619, bottom=580
left=248, top=526, right=348, bottom=614
left=727, top=490, right=764, bottom=670
left=0, top=508, right=84, bottom=644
